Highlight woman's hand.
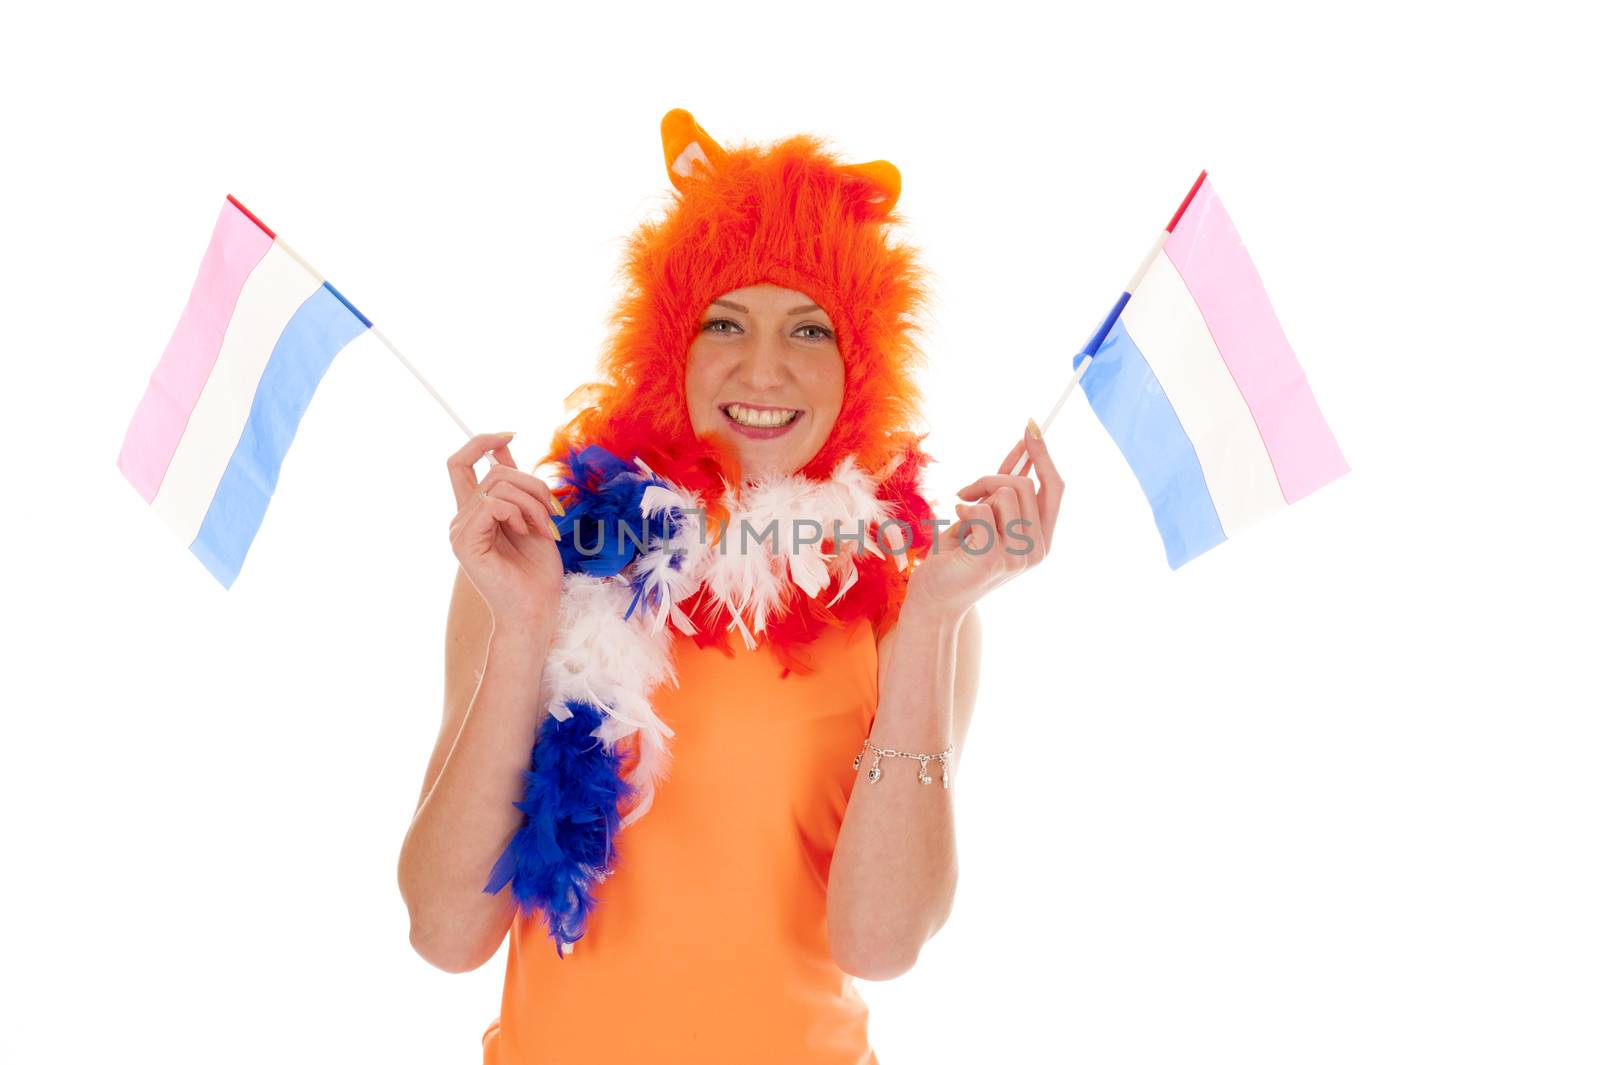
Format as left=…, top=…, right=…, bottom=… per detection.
left=446, top=432, right=566, bottom=628
left=904, top=421, right=1064, bottom=616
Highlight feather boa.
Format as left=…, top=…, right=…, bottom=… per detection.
left=482, top=442, right=933, bottom=957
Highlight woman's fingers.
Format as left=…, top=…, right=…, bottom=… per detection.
left=479, top=464, right=565, bottom=517
left=952, top=502, right=995, bottom=551
left=983, top=486, right=1021, bottom=561
left=453, top=491, right=531, bottom=544
left=1000, top=478, right=1044, bottom=560
left=1021, top=428, right=1064, bottom=547
left=1004, top=466, right=1045, bottom=557
left=482, top=480, right=561, bottom=540
left=956, top=472, right=1047, bottom=556
left=489, top=497, right=533, bottom=538
left=447, top=431, right=517, bottom=509
left=984, top=483, right=1042, bottom=563
left=956, top=474, right=1035, bottom=501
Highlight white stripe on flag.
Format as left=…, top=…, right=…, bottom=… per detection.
left=151, top=243, right=324, bottom=545
left=1121, top=252, right=1286, bottom=537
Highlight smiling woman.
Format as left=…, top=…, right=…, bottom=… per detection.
left=396, top=107, right=1064, bottom=1065
left=687, top=284, right=847, bottom=478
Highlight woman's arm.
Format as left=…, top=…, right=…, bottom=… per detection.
left=399, top=433, right=564, bottom=972
left=398, top=566, right=557, bottom=973
left=827, top=590, right=982, bottom=980
left=828, top=423, right=1061, bottom=980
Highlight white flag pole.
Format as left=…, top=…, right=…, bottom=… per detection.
left=276, top=235, right=487, bottom=449
left=1005, top=224, right=1175, bottom=479
left=370, top=327, right=476, bottom=438
left=271, top=231, right=503, bottom=472
left=1006, top=354, right=1092, bottom=477
left=369, top=326, right=516, bottom=471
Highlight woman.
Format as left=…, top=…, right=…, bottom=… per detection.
left=397, top=109, right=1063, bottom=1064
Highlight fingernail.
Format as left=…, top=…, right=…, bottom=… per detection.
left=496, top=431, right=516, bottom=441
left=550, top=496, right=567, bottom=517
left=1026, top=418, right=1042, bottom=440
left=547, top=518, right=562, bottom=541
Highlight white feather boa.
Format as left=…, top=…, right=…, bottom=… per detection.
left=538, top=453, right=901, bottom=839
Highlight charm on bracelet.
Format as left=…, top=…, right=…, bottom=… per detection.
left=853, top=738, right=953, bottom=788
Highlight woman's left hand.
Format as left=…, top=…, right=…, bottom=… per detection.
left=904, top=421, right=1065, bottom=616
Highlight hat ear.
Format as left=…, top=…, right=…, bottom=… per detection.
left=842, top=159, right=901, bottom=214
left=661, top=108, right=728, bottom=192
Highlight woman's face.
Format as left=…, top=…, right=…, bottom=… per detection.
left=684, top=283, right=845, bottom=480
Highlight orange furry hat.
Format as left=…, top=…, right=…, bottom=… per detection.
left=542, top=108, right=939, bottom=657
left=545, top=108, right=932, bottom=488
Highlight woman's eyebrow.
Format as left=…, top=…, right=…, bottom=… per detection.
left=710, top=299, right=822, bottom=315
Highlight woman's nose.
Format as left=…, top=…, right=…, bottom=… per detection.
left=736, top=330, right=789, bottom=391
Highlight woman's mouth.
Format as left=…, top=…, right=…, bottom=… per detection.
left=720, top=402, right=804, bottom=439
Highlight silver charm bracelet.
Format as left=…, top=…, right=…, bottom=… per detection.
left=853, top=738, right=954, bottom=788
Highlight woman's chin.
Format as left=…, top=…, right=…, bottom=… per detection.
left=696, top=425, right=819, bottom=481
left=737, top=455, right=792, bottom=481
left=734, top=442, right=810, bottom=481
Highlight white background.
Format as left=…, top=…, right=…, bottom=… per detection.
left=4, top=2, right=1596, bottom=1062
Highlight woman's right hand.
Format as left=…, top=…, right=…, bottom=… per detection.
left=446, top=432, right=565, bottom=628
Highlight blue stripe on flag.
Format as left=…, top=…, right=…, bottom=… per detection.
left=1081, top=291, right=1131, bottom=360
left=322, top=280, right=372, bottom=327
left=189, top=282, right=369, bottom=587
left=1078, top=318, right=1225, bottom=568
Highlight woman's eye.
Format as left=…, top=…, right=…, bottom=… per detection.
left=795, top=324, right=834, bottom=340
left=702, top=318, right=740, bottom=334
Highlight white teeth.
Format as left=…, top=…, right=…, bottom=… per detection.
left=726, top=404, right=800, bottom=428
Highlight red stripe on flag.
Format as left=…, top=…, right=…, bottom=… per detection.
left=226, top=194, right=276, bottom=239
left=1165, top=170, right=1208, bottom=233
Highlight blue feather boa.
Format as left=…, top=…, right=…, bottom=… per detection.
left=482, top=444, right=676, bottom=957
left=481, top=700, right=639, bottom=956
left=552, top=443, right=674, bottom=577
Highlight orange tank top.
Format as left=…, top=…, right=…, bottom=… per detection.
left=482, top=614, right=882, bottom=1065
